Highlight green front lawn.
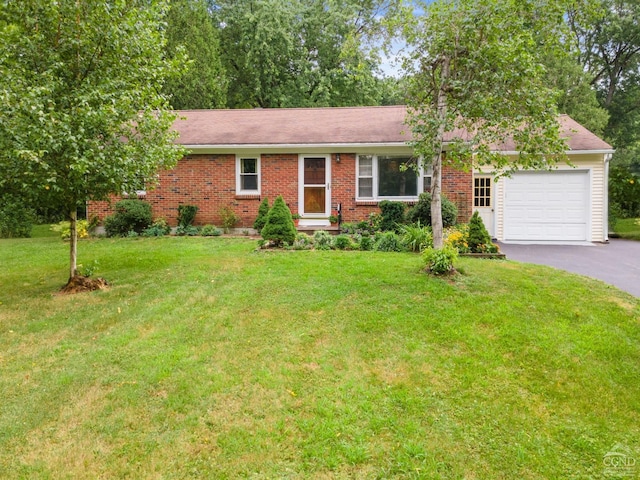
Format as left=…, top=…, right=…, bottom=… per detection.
left=0, top=235, right=638, bottom=478
left=613, top=217, right=640, bottom=240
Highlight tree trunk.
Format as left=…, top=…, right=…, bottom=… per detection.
left=69, top=209, right=78, bottom=280
left=431, top=56, right=450, bottom=249
left=431, top=152, right=444, bottom=248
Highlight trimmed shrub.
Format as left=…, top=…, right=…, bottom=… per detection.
left=399, top=221, right=433, bottom=252
left=374, top=231, right=405, bottom=252
left=253, top=197, right=270, bottom=231
left=379, top=200, right=406, bottom=232
left=104, top=200, right=152, bottom=237
left=406, top=192, right=458, bottom=228
left=0, top=196, right=34, bottom=238
left=468, top=211, right=493, bottom=253
left=177, top=205, right=199, bottom=227
left=313, top=230, right=333, bottom=250
left=201, top=224, right=222, bottom=236
left=423, top=246, right=458, bottom=275
left=261, top=195, right=296, bottom=246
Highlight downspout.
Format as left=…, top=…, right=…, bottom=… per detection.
left=604, top=152, right=612, bottom=242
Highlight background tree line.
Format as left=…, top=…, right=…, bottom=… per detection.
left=165, top=0, right=639, bottom=220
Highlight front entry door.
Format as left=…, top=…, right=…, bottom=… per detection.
left=299, top=155, right=331, bottom=225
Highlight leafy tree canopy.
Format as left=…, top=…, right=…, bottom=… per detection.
left=402, top=0, right=570, bottom=247
left=0, top=0, right=186, bottom=280
left=164, top=0, right=227, bottom=109
left=210, top=0, right=403, bottom=108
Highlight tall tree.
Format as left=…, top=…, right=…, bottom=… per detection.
left=0, top=0, right=186, bottom=284
left=164, top=0, right=227, bottom=109
left=569, top=0, right=640, bottom=108
left=210, top=0, right=402, bottom=108
left=403, top=0, right=569, bottom=248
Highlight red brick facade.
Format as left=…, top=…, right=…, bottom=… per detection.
left=88, top=153, right=473, bottom=227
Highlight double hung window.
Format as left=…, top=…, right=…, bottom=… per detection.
left=236, top=156, right=260, bottom=194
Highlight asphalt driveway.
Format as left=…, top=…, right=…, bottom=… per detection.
left=498, top=239, right=640, bottom=298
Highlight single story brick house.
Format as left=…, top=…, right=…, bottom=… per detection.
left=89, top=105, right=614, bottom=243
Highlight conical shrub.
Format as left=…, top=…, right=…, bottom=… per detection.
left=261, top=195, right=296, bottom=246
left=253, top=197, right=270, bottom=231
left=468, top=210, right=492, bottom=253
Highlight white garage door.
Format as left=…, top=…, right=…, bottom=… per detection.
left=504, top=171, right=589, bottom=242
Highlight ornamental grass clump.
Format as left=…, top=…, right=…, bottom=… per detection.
left=261, top=195, right=296, bottom=246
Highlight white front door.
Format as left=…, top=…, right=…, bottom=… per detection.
left=299, top=155, right=331, bottom=226
left=473, top=175, right=495, bottom=237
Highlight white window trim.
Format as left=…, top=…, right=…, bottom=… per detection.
left=356, top=154, right=430, bottom=201
left=236, top=155, right=261, bottom=195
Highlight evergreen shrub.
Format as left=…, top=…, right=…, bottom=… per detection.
left=253, top=197, right=270, bottom=231
left=261, top=195, right=296, bottom=246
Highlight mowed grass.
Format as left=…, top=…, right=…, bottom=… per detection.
left=614, top=217, right=640, bottom=241
left=0, top=234, right=639, bottom=479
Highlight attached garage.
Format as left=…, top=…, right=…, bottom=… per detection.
left=503, top=171, right=589, bottom=242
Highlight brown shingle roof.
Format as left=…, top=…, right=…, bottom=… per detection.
left=172, top=106, right=613, bottom=152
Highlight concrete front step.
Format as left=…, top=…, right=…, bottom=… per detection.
left=296, top=225, right=341, bottom=235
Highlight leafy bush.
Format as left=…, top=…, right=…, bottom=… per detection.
left=253, top=197, right=270, bottom=231
left=177, top=205, right=199, bottom=227
left=378, top=200, right=406, bottom=231
left=220, top=206, right=240, bottom=233
left=261, top=195, right=296, bottom=246
left=104, top=200, right=153, bottom=237
left=201, top=224, right=222, bottom=236
left=374, top=231, right=405, bottom=252
left=444, top=225, right=470, bottom=253
left=142, top=218, right=172, bottom=237
left=406, top=192, right=458, bottom=228
left=176, top=225, right=200, bottom=236
left=341, top=220, right=376, bottom=235
left=292, top=232, right=313, bottom=250
left=368, top=212, right=382, bottom=232
left=51, top=220, right=90, bottom=240
left=78, top=260, right=99, bottom=277
left=313, top=230, right=333, bottom=250
left=357, top=233, right=374, bottom=251
left=399, top=221, right=433, bottom=252
left=609, top=164, right=640, bottom=218
left=423, top=246, right=458, bottom=275
left=0, top=196, right=34, bottom=238
left=333, top=234, right=354, bottom=250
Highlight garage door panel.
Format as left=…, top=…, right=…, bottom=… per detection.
left=504, top=171, right=589, bottom=242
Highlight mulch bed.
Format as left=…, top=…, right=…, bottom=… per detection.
left=59, top=275, right=109, bottom=294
